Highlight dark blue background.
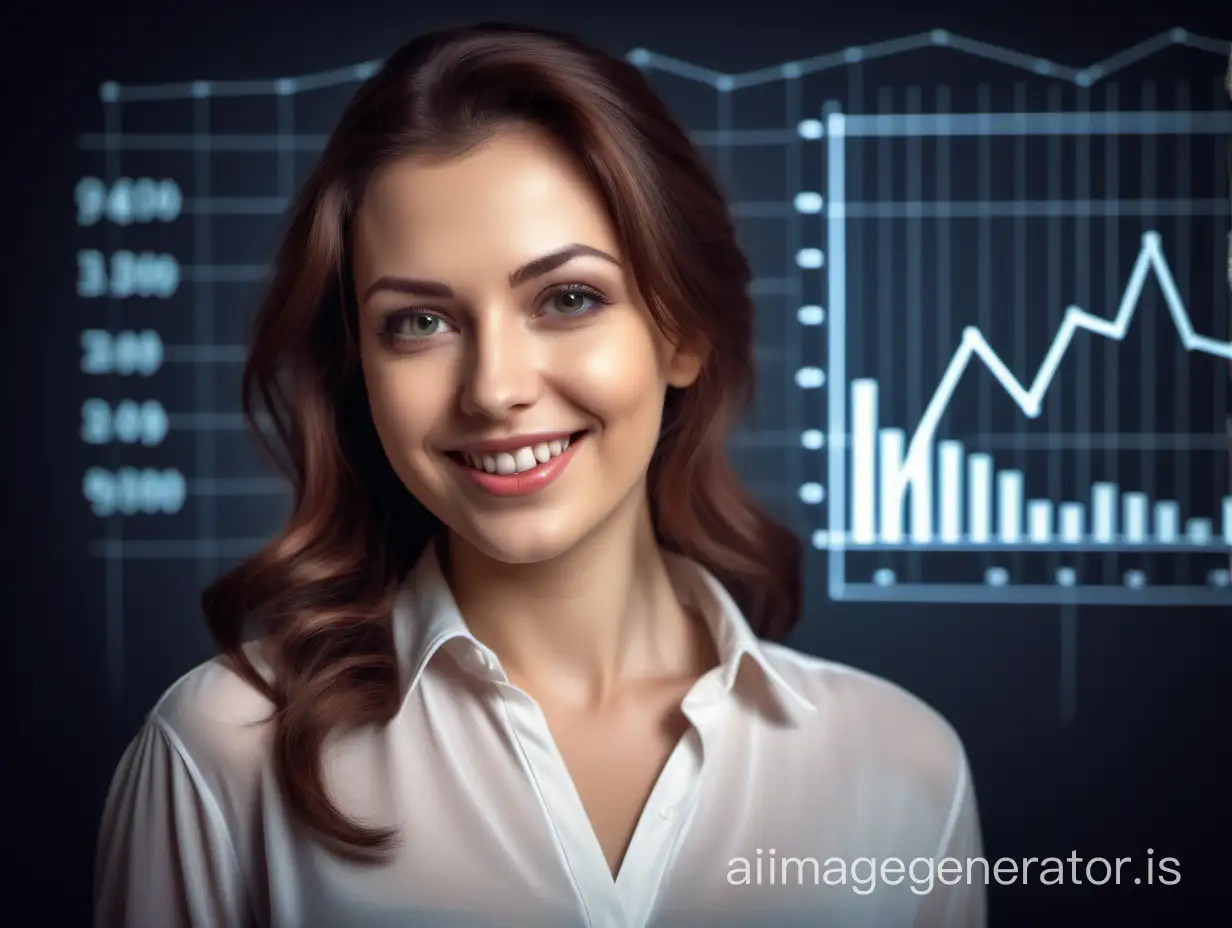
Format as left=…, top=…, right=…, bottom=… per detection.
left=3, top=1, right=1230, bottom=924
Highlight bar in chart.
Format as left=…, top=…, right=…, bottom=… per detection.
left=1156, top=502, right=1179, bottom=543
left=938, top=440, right=963, bottom=543
left=997, top=471, right=1023, bottom=543
left=845, top=377, right=1232, bottom=552
left=1124, top=493, right=1148, bottom=543
left=1059, top=503, right=1085, bottom=544
left=968, top=453, right=992, bottom=544
left=1028, top=500, right=1052, bottom=543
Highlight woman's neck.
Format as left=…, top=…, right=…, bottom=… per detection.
left=443, top=496, right=711, bottom=709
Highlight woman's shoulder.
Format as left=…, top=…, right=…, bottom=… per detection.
left=96, top=642, right=282, bottom=925
left=140, top=639, right=278, bottom=782
left=757, top=640, right=971, bottom=791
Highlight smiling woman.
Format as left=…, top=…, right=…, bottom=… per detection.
left=93, top=21, right=985, bottom=928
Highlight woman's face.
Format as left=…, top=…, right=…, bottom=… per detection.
left=352, top=127, right=701, bottom=565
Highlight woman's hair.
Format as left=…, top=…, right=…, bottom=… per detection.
left=203, top=21, right=802, bottom=861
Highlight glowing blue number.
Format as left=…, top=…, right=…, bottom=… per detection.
left=75, top=176, right=182, bottom=226
left=75, top=177, right=106, bottom=227
left=77, top=249, right=107, bottom=298
left=79, top=398, right=169, bottom=446
left=83, top=466, right=187, bottom=516
left=76, top=250, right=180, bottom=298
left=79, top=398, right=113, bottom=444
left=80, top=329, right=164, bottom=376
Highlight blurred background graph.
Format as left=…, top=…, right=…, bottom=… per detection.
left=74, top=29, right=1231, bottom=710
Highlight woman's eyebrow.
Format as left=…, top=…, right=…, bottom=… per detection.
left=363, top=242, right=621, bottom=303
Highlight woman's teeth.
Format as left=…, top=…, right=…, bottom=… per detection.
left=461, top=436, right=574, bottom=475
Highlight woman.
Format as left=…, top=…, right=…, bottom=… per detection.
left=94, top=22, right=985, bottom=928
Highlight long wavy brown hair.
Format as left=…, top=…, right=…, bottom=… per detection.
left=203, top=21, right=803, bottom=862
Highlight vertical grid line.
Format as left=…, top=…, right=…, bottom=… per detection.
left=906, top=85, right=922, bottom=579
left=1141, top=81, right=1158, bottom=578
left=1075, top=87, right=1094, bottom=578
left=193, top=91, right=216, bottom=590
left=1046, top=85, right=1064, bottom=561
left=977, top=83, right=992, bottom=573
left=276, top=86, right=295, bottom=536
left=1012, top=81, right=1027, bottom=577
left=716, top=88, right=732, bottom=189
left=103, top=97, right=125, bottom=713
left=1175, top=80, right=1192, bottom=585
left=936, top=85, right=952, bottom=553
left=1060, top=600, right=1078, bottom=724
left=1103, top=83, right=1120, bottom=565
left=277, top=89, right=294, bottom=200
left=785, top=75, right=802, bottom=534
left=825, top=110, right=846, bottom=595
left=1060, top=78, right=1082, bottom=719
left=1216, top=73, right=1231, bottom=556
left=847, top=67, right=864, bottom=566
left=876, top=87, right=892, bottom=556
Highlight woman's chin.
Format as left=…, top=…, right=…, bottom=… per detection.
left=450, top=517, right=588, bottom=568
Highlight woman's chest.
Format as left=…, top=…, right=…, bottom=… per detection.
left=254, top=687, right=940, bottom=927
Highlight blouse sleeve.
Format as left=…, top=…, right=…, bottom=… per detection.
left=913, top=751, right=987, bottom=928
left=94, top=715, right=250, bottom=928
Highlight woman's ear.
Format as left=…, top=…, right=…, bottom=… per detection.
left=664, top=340, right=704, bottom=389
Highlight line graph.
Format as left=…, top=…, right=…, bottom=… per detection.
left=94, top=26, right=1229, bottom=99
left=890, top=231, right=1231, bottom=499
left=632, top=27, right=1229, bottom=90
left=835, top=230, right=1232, bottom=559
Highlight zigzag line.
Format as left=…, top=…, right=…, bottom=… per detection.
left=890, top=232, right=1232, bottom=500
left=100, top=27, right=1229, bottom=102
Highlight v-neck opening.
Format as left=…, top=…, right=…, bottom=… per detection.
left=497, top=684, right=706, bottom=926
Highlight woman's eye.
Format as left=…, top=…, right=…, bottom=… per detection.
left=388, top=312, right=450, bottom=338
left=543, top=288, right=601, bottom=316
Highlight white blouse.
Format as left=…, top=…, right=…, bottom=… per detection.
left=94, top=546, right=986, bottom=927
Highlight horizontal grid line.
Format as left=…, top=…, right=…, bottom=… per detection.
left=110, top=196, right=1232, bottom=221
left=833, top=110, right=1232, bottom=137
left=85, top=413, right=1232, bottom=457
left=831, top=583, right=1230, bottom=604
left=76, top=129, right=799, bottom=152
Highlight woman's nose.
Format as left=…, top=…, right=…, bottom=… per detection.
left=457, top=314, right=542, bottom=419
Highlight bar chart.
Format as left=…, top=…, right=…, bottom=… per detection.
left=848, top=377, right=1232, bottom=552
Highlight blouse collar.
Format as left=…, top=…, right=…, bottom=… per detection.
left=392, top=541, right=817, bottom=725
